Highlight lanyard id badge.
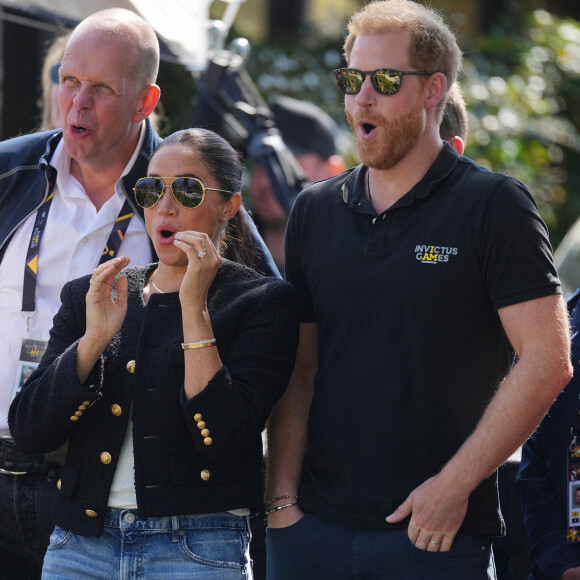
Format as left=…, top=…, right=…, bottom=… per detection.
left=12, top=194, right=53, bottom=399
left=568, top=430, right=580, bottom=542
left=12, top=338, right=48, bottom=399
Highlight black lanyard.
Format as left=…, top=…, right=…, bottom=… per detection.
left=21, top=192, right=133, bottom=321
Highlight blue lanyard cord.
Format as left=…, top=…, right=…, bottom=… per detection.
left=21, top=195, right=133, bottom=318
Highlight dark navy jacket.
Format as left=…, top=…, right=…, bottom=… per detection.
left=516, top=290, right=580, bottom=579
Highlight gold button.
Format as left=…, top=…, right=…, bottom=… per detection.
left=204, top=437, right=213, bottom=446
left=82, top=401, right=91, bottom=406
left=75, top=410, right=83, bottom=417
left=111, top=404, right=122, bottom=417
left=194, top=413, right=203, bottom=422
left=57, top=479, right=62, bottom=490
left=100, top=452, right=112, bottom=465
left=85, top=509, right=98, bottom=518
left=197, top=421, right=206, bottom=430
left=200, top=469, right=211, bottom=481
left=126, top=360, right=136, bottom=373
left=78, top=404, right=87, bottom=411
left=70, top=415, right=79, bottom=422
left=201, top=428, right=210, bottom=437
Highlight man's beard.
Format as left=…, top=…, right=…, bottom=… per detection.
left=346, top=101, right=425, bottom=170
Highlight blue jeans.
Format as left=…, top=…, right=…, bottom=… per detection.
left=0, top=471, right=57, bottom=580
left=266, top=512, right=496, bottom=580
left=42, top=508, right=253, bottom=579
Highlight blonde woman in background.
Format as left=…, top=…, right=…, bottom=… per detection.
left=39, top=33, right=70, bottom=131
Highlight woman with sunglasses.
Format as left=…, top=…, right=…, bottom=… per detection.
left=9, top=128, right=299, bottom=579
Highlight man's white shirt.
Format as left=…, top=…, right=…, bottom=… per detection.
left=0, top=125, right=152, bottom=435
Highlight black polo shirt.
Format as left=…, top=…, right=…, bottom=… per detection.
left=285, top=143, right=560, bottom=534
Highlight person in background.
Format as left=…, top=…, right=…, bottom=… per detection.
left=553, top=224, right=580, bottom=298
left=439, top=80, right=467, bottom=154
left=9, top=127, right=298, bottom=579
left=265, top=1, right=571, bottom=578
left=248, top=96, right=345, bottom=272
left=516, top=286, right=580, bottom=580
left=38, top=32, right=70, bottom=131
left=0, top=9, right=162, bottom=578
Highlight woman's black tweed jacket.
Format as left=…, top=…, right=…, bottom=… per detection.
left=9, top=260, right=298, bottom=537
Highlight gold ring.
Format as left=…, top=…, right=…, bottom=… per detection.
left=197, top=249, right=207, bottom=258
left=89, top=280, right=102, bottom=289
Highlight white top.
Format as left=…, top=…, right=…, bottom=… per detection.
left=108, top=413, right=138, bottom=509
left=0, top=124, right=152, bottom=436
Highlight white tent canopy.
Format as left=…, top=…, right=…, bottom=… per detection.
left=0, top=0, right=245, bottom=70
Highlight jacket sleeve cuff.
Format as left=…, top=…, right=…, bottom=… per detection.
left=180, top=366, right=241, bottom=456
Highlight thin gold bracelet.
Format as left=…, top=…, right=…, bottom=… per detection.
left=264, top=502, right=299, bottom=515
left=182, top=339, right=216, bottom=350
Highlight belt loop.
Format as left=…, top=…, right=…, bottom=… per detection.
left=171, top=515, right=180, bottom=542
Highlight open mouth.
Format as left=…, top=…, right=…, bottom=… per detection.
left=363, top=122, right=376, bottom=135
left=72, top=125, right=87, bottom=134
left=157, top=226, right=177, bottom=244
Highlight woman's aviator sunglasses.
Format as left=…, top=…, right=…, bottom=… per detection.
left=333, top=68, right=435, bottom=96
left=134, top=177, right=236, bottom=209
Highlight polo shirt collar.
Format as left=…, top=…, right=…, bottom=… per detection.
left=341, top=142, right=460, bottom=212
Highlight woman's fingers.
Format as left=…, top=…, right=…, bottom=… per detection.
left=89, top=256, right=130, bottom=292
left=174, top=232, right=215, bottom=258
left=85, top=257, right=130, bottom=343
left=173, top=232, right=220, bottom=305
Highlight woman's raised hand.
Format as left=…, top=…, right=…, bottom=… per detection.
left=85, top=256, right=131, bottom=349
left=75, top=256, right=131, bottom=383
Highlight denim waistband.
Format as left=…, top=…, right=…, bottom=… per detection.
left=103, top=508, right=249, bottom=532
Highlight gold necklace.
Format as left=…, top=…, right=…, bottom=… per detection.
left=150, top=269, right=165, bottom=294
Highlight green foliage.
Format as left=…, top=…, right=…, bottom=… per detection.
left=461, top=9, right=580, bottom=245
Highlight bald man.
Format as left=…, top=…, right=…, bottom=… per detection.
left=0, top=10, right=161, bottom=578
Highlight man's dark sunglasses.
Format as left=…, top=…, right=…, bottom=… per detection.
left=134, top=177, right=235, bottom=209
left=333, top=68, right=435, bottom=96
